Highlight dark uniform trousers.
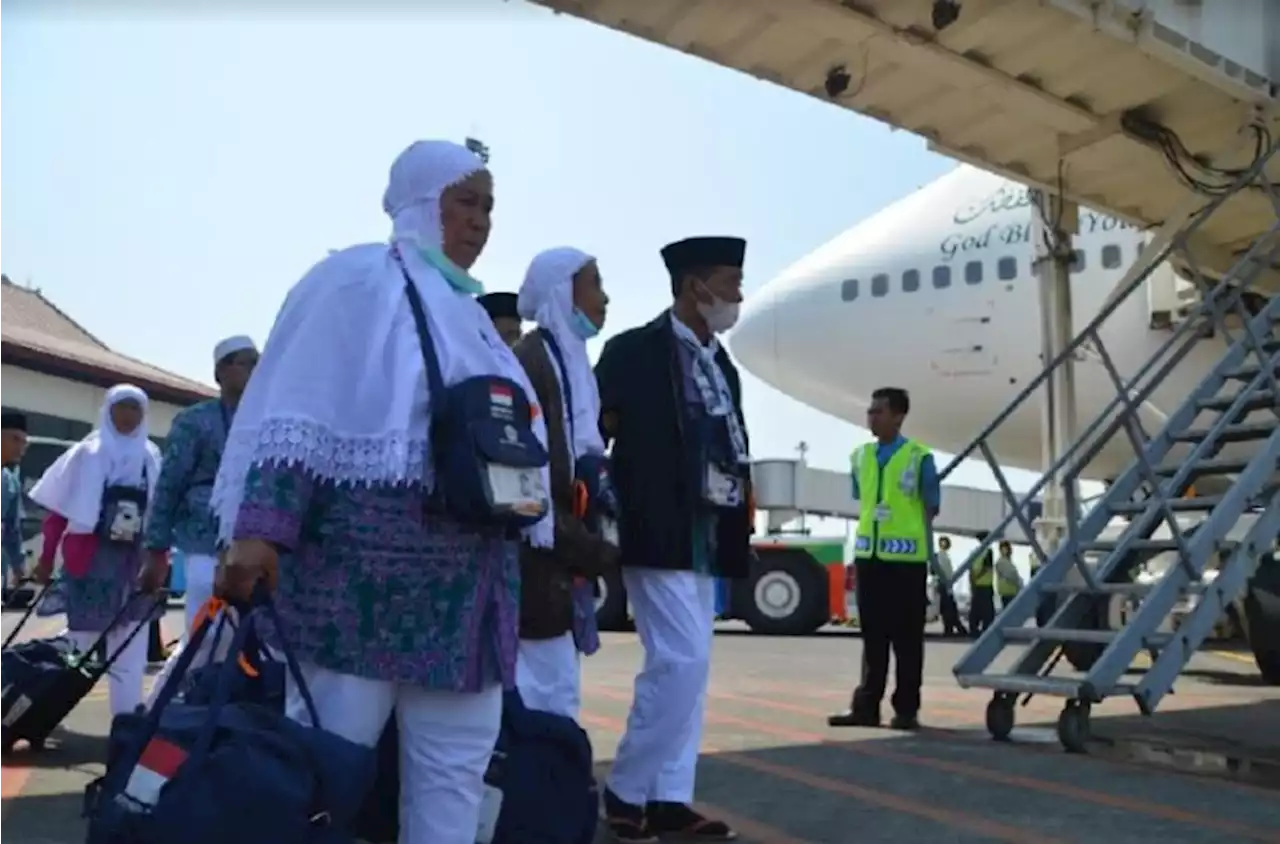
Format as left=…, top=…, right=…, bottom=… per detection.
left=852, top=558, right=928, bottom=718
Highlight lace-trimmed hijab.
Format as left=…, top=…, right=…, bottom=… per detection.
left=212, top=140, right=555, bottom=549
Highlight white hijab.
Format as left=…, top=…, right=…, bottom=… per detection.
left=212, top=140, right=554, bottom=549
left=30, top=384, right=161, bottom=533
left=517, top=247, right=606, bottom=464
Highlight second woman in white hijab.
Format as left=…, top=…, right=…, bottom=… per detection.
left=30, top=384, right=162, bottom=716
left=211, top=140, right=552, bottom=844
left=511, top=247, right=617, bottom=718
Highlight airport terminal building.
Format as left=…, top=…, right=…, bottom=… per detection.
left=1, top=275, right=215, bottom=480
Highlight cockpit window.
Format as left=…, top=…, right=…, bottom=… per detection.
left=932, top=266, right=951, bottom=289
left=964, top=261, right=983, bottom=285
left=840, top=278, right=859, bottom=301
left=997, top=257, right=1017, bottom=281
left=871, top=273, right=889, bottom=297
left=902, top=269, right=920, bottom=293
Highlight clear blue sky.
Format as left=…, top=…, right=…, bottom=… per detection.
left=4, top=1, right=1039, bottom=554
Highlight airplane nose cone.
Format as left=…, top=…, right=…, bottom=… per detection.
left=728, top=289, right=780, bottom=384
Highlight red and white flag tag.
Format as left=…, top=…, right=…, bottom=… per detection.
left=123, top=737, right=188, bottom=807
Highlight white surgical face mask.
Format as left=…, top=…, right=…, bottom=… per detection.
left=696, top=285, right=741, bottom=334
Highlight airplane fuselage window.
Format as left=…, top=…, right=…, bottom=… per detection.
left=1102, top=244, right=1122, bottom=269
left=903, top=269, right=920, bottom=293
left=871, top=273, right=889, bottom=297
left=933, top=266, right=951, bottom=289
left=997, top=256, right=1017, bottom=281
left=841, top=278, right=859, bottom=301
left=964, top=261, right=983, bottom=285
left=1071, top=249, right=1085, bottom=272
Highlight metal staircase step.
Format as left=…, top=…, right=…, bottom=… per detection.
left=1172, top=420, right=1277, bottom=444
left=1003, top=627, right=1173, bottom=646
left=1079, top=538, right=1238, bottom=555
left=1196, top=388, right=1277, bottom=413
left=1155, top=455, right=1251, bottom=479
left=956, top=674, right=1139, bottom=697
left=1224, top=359, right=1280, bottom=381
left=1110, top=495, right=1225, bottom=514
left=1036, top=581, right=1207, bottom=596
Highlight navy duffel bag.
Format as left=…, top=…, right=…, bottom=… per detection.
left=84, top=589, right=375, bottom=844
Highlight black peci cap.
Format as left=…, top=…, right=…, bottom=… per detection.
left=477, top=292, right=520, bottom=322
left=1, top=412, right=28, bottom=432
left=660, top=236, right=746, bottom=278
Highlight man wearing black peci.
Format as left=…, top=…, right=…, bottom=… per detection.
left=595, top=236, right=752, bottom=842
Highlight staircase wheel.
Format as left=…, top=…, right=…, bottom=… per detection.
left=985, top=694, right=1016, bottom=742
left=1057, top=701, right=1091, bottom=754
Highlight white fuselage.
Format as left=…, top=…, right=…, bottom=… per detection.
left=730, top=165, right=1239, bottom=481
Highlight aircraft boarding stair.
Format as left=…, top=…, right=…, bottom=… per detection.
left=941, top=140, right=1280, bottom=752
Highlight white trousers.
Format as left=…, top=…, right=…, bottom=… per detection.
left=515, top=632, right=580, bottom=719
left=286, top=662, right=503, bottom=844
left=69, top=622, right=150, bottom=717
left=608, top=569, right=717, bottom=806
left=146, top=553, right=217, bottom=708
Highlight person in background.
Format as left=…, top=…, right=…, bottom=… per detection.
left=144, top=335, right=259, bottom=702
left=30, top=385, right=162, bottom=716
left=995, top=539, right=1024, bottom=612
left=595, top=235, right=751, bottom=843
left=829, top=387, right=939, bottom=732
left=510, top=246, right=618, bottom=718
left=2, top=412, right=30, bottom=602
left=933, top=535, right=967, bottom=637
left=1031, top=551, right=1055, bottom=627
left=212, top=140, right=550, bottom=844
left=478, top=291, right=523, bottom=348
left=968, top=530, right=996, bottom=637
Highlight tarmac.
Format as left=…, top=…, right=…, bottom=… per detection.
left=3, top=608, right=1279, bottom=844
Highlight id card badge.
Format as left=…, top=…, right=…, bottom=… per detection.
left=600, top=516, right=620, bottom=547
left=487, top=463, right=548, bottom=517
left=704, top=464, right=743, bottom=507
left=108, top=500, right=142, bottom=542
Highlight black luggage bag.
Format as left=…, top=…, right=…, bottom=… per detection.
left=1, top=587, right=162, bottom=754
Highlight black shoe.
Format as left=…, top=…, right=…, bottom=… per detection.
left=646, top=801, right=737, bottom=840
left=827, top=709, right=881, bottom=728
left=603, top=788, right=658, bottom=843
left=890, top=713, right=921, bottom=731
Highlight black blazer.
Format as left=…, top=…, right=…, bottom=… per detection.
left=594, top=311, right=753, bottom=579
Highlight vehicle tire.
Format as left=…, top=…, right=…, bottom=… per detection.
left=1243, top=557, right=1280, bottom=686
left=595, top=567, right=629, bottom=632
left=737, top=549, right=829, bottom=636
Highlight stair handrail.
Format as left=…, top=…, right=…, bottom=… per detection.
left=938, top=140, right=1279, bottom=586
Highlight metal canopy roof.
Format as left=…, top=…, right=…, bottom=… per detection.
left=530, top=0, right=1280, bottom=277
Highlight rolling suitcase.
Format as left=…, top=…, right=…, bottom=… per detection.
left=1, top=587, right=163, bottom=754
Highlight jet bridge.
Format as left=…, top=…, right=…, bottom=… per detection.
left=751, top=458, right=1036, bottom=541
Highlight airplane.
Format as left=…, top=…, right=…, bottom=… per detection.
left=727, top=165, right=1280, bottom=681
left=728, top=163, right=1265, bottom=489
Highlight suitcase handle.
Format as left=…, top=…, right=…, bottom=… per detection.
left=76, top=590, right=170, bottom=677
left=1, top=580, right=51, bottom=651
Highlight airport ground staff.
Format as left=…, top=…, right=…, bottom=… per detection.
left=479, top=291, right=523, bottom=348
left=968, top=532, right=996, bottom=636
left=829, top=387, right=940, bottom=732
left=511, top=246, right=618, bottom=718
left=596, top=236, right=750, bottom=843
left=31, top=385, right=163, bottom=716
left=143, top=335, right=259, bottom=704
left=995, top=540, right=1023, bottom=611
left=933, top=535, right=967, bottom=637
left=2, top=412, right=30, bottom=602
left=213, top=140, right=551, bottom=844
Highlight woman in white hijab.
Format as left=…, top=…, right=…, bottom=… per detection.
left=211, top=140, right=553, bottom=844
left=30, top=384, right=162, bottom=716
left=510, top=247, right=616, bottom=719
